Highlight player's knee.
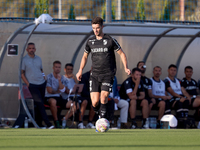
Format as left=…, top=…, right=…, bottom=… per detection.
left=159, top=101, right=165, bottom=108
left=48, top=99, right=56, bottom=106
left=82, top=100, right=88, bottom=106
left=130, top=99, right=136, bottom=106
left=141, top=99, right=148, bottom=106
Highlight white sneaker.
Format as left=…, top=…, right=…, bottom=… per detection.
left=197, top=121, right=200, bottom=129
left=86, top=123, right=95, bottom=129
left=142, top=120, right=149, bottom=129
left=78, top=123, right=85, bottom=129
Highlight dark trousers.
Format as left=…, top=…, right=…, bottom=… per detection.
left=28, top=81, right=52, bottom=127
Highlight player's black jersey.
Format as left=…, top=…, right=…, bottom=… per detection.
left=85, top=34, right=121, bottom=75
left=141, top=76, right=152, bottom=99
left=119, top=77, right=144, bottom=100
left=181, top=78, right=198, bottom=95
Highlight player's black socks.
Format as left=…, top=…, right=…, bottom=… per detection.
left=92, top=103, right=100, bottom=114
left=100, top=103, right=107, bottom=118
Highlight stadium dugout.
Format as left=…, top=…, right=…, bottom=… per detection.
left=1, top=16, right=200, bottom=128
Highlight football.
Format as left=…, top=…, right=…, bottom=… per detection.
left=95, top=118, right=110, bottom=132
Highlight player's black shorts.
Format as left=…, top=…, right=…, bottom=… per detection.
left=89, top=74, right=114, bottom=93
left=145, top=97, right=153, bottom=104
left=45, top=96, right=67, bottom=109
left=126, top=98, right=148, bottom=109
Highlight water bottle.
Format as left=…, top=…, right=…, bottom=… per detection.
left=117, top=117, right=121, bottom=128
left=62, top=117, right=66, bottom=129
left=24, top=117, right=28, bottom=128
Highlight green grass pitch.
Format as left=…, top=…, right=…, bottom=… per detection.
left=0, top=129, right=200, bottom=150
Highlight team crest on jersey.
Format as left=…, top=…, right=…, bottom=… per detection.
left=126, top=81, right=129, bottom=84
left=103, top=39, right=107, bottom=45
left=92, top=41, right=94, bottom=45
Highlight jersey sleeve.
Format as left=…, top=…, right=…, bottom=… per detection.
left=21, top=58, right=25, bottom=71
left=181, top=79, right=186, bottom=88
left=124, top=78, right=133, bottom=94
left=84, top=40, right=91, bottom=54
left=112, top=38, right=121, bottom=52
left=163, top=79, right=170, bottom=90
left=46, top=74, right=52, bottom=87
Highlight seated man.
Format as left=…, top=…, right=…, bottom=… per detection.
left=119, top=68, right=149, bottom=129
left=79, top=69, right=96, bottom=129
left=61, top=63, right=88, bottom=129
left=164, top=64, right=190, bottom=119
left=150, top=66, right=171, bottom=128
left=181, top=66, right=200, bottom=128
left=45, top=61, right=75, bottom=128
left=107, top=76, right=129, bottom=129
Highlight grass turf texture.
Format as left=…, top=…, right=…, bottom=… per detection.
left=0, top=129, right=200, bottom=150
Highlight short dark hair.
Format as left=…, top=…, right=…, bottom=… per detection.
left=184, top=66, right=193, bottom=71
left=65, top=63, right=73, bottom=68
left=91, top=17, right=103, bottom=26
left=53, top=60, right=61, bottom=66
left=27, top=42, right=35, bottom=46
left=153, top=66, right=162, bottom=70
left=137, top=61, right=145, bottom=68
left=132, top=67, right=141, bottom=74
left=168, top=64, right=177, bottom=69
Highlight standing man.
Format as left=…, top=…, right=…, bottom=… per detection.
left=21, top=42, right=54, bottom=129
left=181, top=66, right=200, bottom=128
left=76, top=17, right=130, bottom=120
left=150, top=66, right=171, bottom=128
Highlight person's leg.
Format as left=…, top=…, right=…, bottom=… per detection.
left=48, top=98, right=58, bottom=121
left=183, top=99, right=189, bottom=117
left=29, top=83, right=52, bottom=127
left=157, top=101, right=165, bottom=120
left=79, top=99, right=88, bottom=122
left=140, top=99, right=149, bottom=128
left=192, top=97, right=200, bottom=128
left=141, top=99, right=149, bottom=119
left=129, top=99, right=136, bottom=119
left=90, top=92, right=101, bottom=115
left=117, top=100, right=129, bottom=123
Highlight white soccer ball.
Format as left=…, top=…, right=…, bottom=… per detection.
left=95, top=118, right=110, bottom=132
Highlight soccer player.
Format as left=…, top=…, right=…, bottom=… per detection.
left=181, top=66, right=200, bottom=128
left=119, top=68, right=149, bottom=129
left=137, top=61, right=154, bottom=121
left=150, top=66, right=171, bottom=128
left=76, top=17, right=130, bottom=120
left=21, top=42, right=54, bottom=129
left=61, top=63, right=88, bottom=129
left=164, top=64, right=190, bottom=119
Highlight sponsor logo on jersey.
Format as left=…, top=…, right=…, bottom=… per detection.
left=103, top=39, right=107, bottom=45
left=185, top=86, right=196, bottom=90
left=91, top=48, right=108, bottom=53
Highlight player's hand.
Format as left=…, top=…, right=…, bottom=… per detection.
left=76, top=70, right=82, bottom=81
left=125, top=68, right=131, bottom=75
left=57, top=74, right=61, bottom=81
left=180, top=97, right=186, bottom=102
left=167, top=96, right=171, bottom=100
left=135, top=76, right=141, bottom=85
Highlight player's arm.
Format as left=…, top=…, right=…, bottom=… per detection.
left=166, top=87, right=182, bottom=98
left=76, top=52, right=89, bottom=81
left=181, top=87, right=191, bottom=101
left=21, top=70, right=29, bottom=87
left=117, top=49, right=130, bottom=75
